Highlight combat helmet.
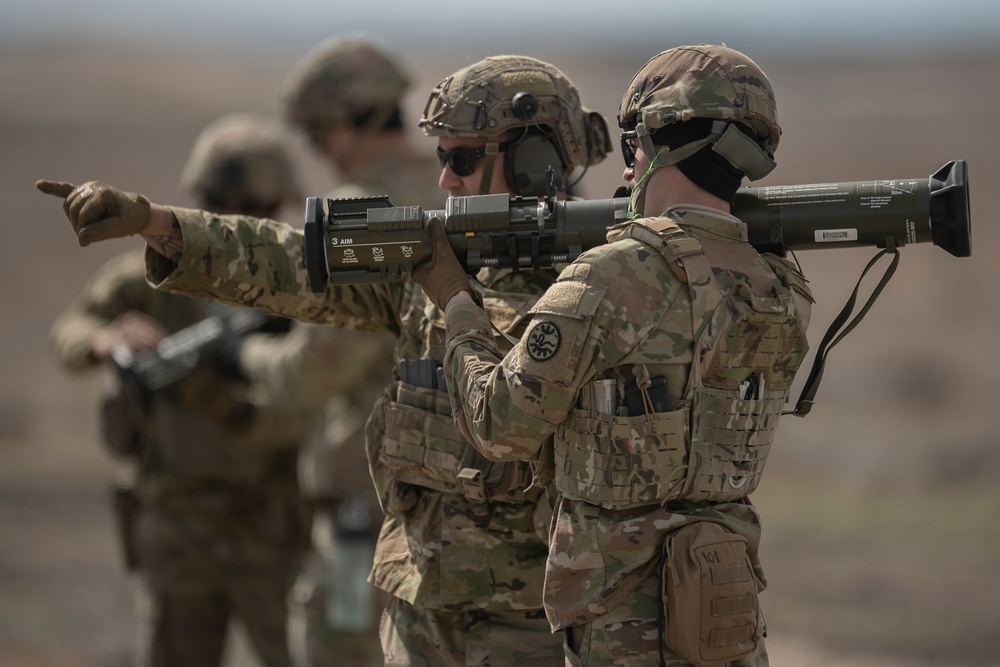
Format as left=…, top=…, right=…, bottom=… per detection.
left=419, top=55, right=611, bottom=196
left=180, top=113, right=300, bottom=215
left=282, top=35, right=410, bottom=139
left=618, top=44, right=780, bottom=183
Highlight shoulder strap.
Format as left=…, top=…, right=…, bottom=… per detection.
left=624, top=219, right=704, bottom=284
left=625, top=220, right=730, bottom=400
left=792, top=245, right=900, bottom=416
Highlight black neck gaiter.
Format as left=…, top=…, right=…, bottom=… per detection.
left=651, top=119, right=744, bottom=204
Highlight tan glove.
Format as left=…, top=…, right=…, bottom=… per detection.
left=411, top=216, right=472, bottom=310
left=37, top=179, right=151, bottom=246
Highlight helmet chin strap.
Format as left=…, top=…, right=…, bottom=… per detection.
left=477, top=140, right=500, bottom=195
left=627, top=146, right=666, bottom=219
left=627, top=120, right=724, bottom=218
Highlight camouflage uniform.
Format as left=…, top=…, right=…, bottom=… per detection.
left=261, top=36, right=442, bottom=667
left=50, top=114, right=311, bottom=667
left=264, top=157, right=442, bottom=667
left=437, top=47, right=814, bottom=667
left=139, top=56, right=611, bottom=667
left=441, top=207, right=812, bottom=666
left=241, top=320, right=396, bottom=667
left=142, top=214, right=561, bottom=667
left=179, top=114, right=301, bottom=213
left=51, top=251, right=313, bottom=667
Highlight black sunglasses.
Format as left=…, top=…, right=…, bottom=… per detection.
left=619, top=130, right=638, bottom=169
left=436, top=138, right=518, bottom=177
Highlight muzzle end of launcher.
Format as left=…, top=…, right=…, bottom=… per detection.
left=929, top=159, right=971, bottom=258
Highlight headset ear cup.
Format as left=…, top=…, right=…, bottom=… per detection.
left=504, top=133, right=565, bottom=196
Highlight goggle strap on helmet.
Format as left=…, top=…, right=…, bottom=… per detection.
left=711, top=124, right=776, bottom=181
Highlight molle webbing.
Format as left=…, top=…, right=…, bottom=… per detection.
left=622, top=220, right=704, bottom=285
left=379, top=281, right=541, bottom=503
left=664, top=225, right=801, bottom=502
left=554, top=220, right=807, bottom=507
left=380, top=372, right=531, bottom=504
left=636, top=219, right=805, bottom=396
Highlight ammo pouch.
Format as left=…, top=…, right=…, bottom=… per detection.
left=661, top=521, right=761, bottom=665
left=380, top=379, right=532, bottom=503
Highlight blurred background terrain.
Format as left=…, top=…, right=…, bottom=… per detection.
left=1, top=1, right=998, bottom=665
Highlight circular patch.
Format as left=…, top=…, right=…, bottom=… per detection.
left=526, top=321, right=561, bottom=362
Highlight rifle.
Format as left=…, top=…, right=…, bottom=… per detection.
left=303, top=160, right=970, bottom=292
left=110, top=304, right=279, bottom=412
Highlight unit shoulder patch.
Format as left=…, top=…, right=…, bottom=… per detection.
left=525, top=320, right=561, bottom=361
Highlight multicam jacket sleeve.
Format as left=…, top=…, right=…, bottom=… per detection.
left=145, top=207, right=403, bottom=334
left=51, top=249, right=152, bottom=370
left=239, top=322, right=396, bottom=410
left=443, top=238, right=687, bottom=461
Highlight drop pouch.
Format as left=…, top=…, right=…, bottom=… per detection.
left=661, top=521, right=761, bottom=665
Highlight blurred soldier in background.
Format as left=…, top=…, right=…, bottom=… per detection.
left=49, top=113, right=313, bottom=667
left=39, top=54, right=612, bottom=666
left=239, top=34, right=442, bottom=667
left=282, top=34, right=444, bottom=206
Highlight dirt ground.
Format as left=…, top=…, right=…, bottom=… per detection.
left=1, top=39, right=998, bottom=666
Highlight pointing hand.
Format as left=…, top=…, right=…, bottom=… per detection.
left=37, top=179, right=151, bottom=246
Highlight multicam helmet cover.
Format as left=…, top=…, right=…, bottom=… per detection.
left=618, top=45, right=780, bottom=216
left=180, top=113, right=300, bottom=210
left=282, top=35, right=410, bottom=134
left=419, top=55, right=610, bottom=193
left=619, top=44, right=780, bottom=154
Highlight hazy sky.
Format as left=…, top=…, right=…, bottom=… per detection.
left=5, top=0, right=999, bottom=57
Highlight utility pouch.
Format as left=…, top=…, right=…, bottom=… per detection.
left=661, top=521, right=760, bottom=666
left=110, top=486, right=141, bottom=571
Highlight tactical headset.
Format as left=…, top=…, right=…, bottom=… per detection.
left=503, top=92, right=567, bottom=197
